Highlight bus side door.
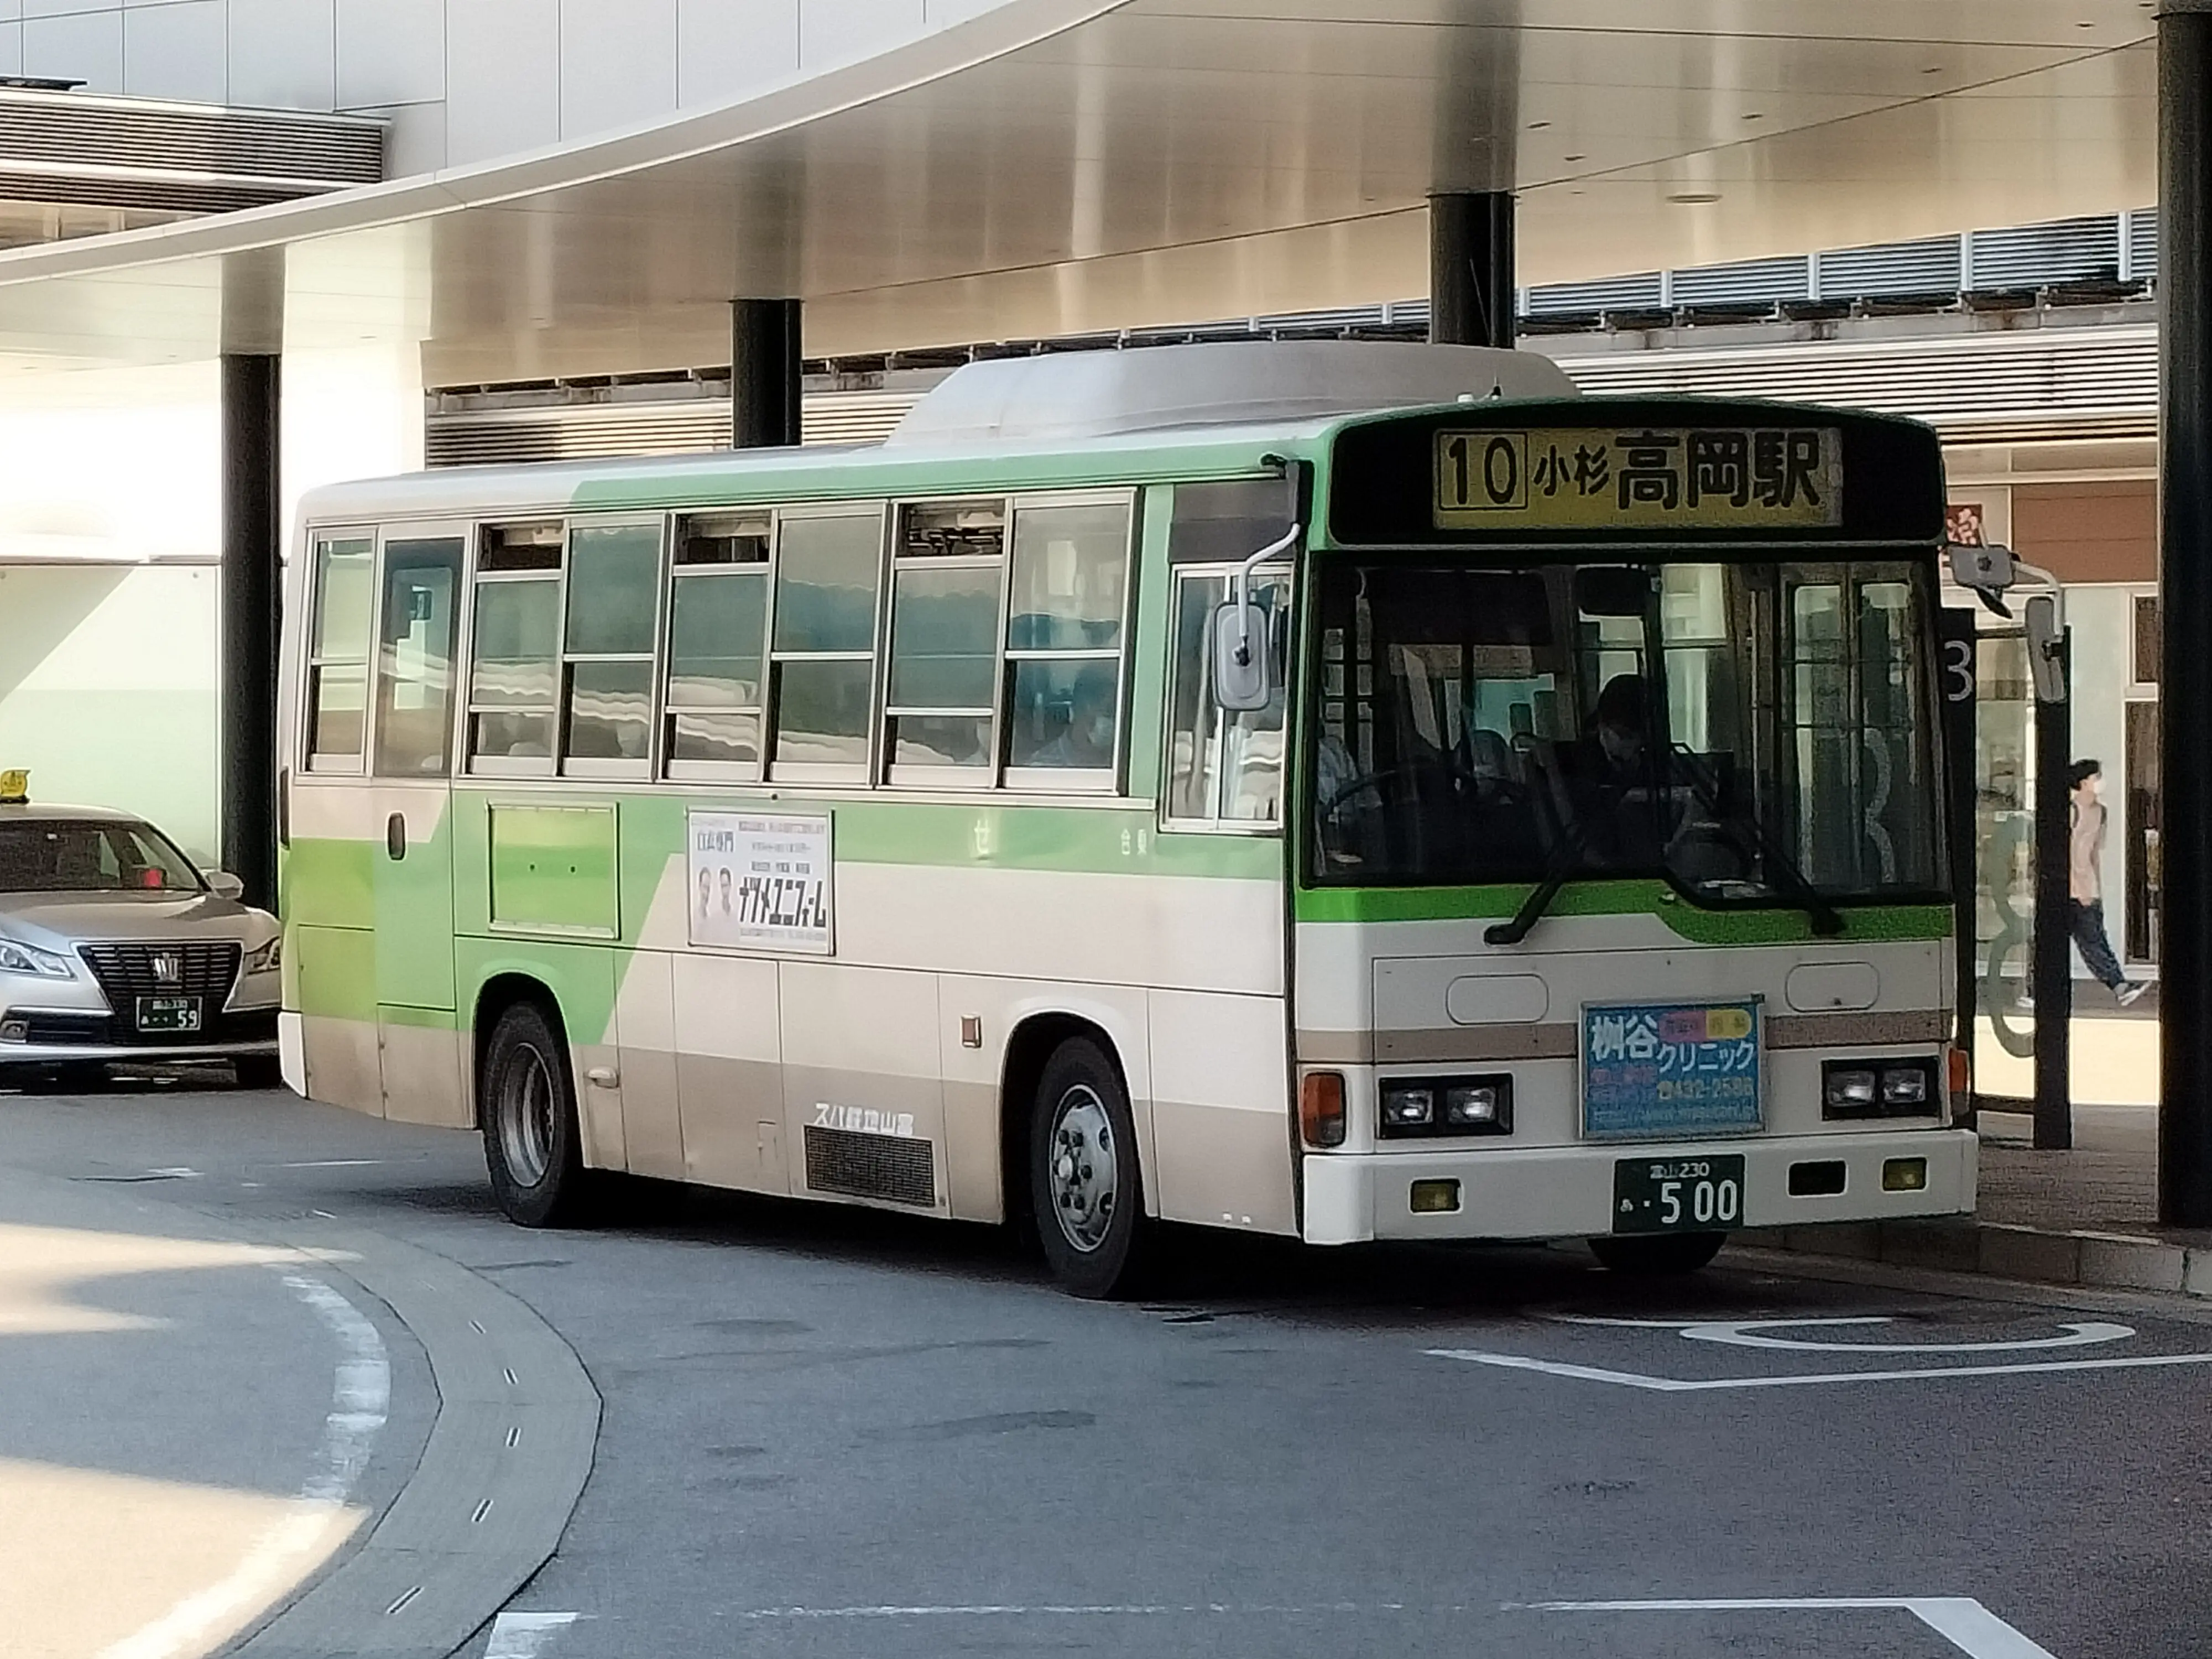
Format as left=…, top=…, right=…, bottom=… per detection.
left=369, top=529, right=469, bottom=1126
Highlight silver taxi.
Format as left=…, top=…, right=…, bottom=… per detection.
left=0, top=791, right=282, bottom=1088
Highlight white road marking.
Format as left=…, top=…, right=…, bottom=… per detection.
left=1429, top=1345, right=2212, bottom=1390
left=279, top=1160, right=387, bottom=1169
left=97, top=1270, right=388, bottom=1659
left=1550, top=1314, right=2136, bottom=1355
left=483, top=1610, right=582, bottom=1657
left=146, top=1168, right=201, bottom=1180
left=1531, top=1597, right=2059, bottom=1658
left=732, top=1603, right=1425, bottom=1619
left=1676, top=1318, right=2134, bottom=1355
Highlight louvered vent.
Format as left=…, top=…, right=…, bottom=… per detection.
left=1813, top=235, right=1963, bottom=300
left=1553, top=326, right=2157, bottom=443
left=1969, top=215, right=2120, bottom=288
left=1670, top=255, right=1810, bottom=307
left=0, top=89, right=382, bottom=211
left=1527, top=272, right=1666, bottom=315
left=2129, top=208, right=2160, bottom=280
left=425, top=390, right=921, bottom=467
left=804, top=1125, right=936, bottom=1207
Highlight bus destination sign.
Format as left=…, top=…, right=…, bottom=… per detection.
left=1433, top=425, right=1844, bottom=531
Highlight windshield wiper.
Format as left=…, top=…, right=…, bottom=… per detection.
left=1667, top=746, right=1845, bottom=938
left=1485, top=815, right=1595, bottom=947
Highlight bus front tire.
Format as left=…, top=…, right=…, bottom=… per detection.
left=482, top=1001, right=592, bottom=1228
left=1588, top=1232, right=1728, bottom=1275
left=1030, top=1037, right=1150, bottom=1299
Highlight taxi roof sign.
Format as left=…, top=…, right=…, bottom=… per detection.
left=0, top=770, right=27, bottom=804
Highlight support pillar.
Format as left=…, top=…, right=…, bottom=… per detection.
left=732, top=298, right=802, bottom=448
left=220, top=246, right=282, bottom=911
left=1428, top=192, right=1516, bottom=349
left=2159, top=1, right=2212, bottom=1223
left=2032, top=632, right=2073, bottom=1150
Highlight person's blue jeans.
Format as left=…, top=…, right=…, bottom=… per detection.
left=2068, top=898, right=2127, bottom=990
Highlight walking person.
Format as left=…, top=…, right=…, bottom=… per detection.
left=2068, top=759, right=2147, bottom=1006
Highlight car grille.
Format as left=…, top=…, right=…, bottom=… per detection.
left=77, top=941, right=243, bottom=1007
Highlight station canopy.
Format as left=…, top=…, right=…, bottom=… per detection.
left=0, top=0, right=2157, bottom=385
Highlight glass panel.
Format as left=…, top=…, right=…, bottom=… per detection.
left=1008, top=658, right=1119, bottom=770
left=1008, top=502, right=1129, bottom=650
left=311, top=537, right=374, bottom=660
left=771, top=659, right=873, bottom=768
left=772, top=515, right=882, bottom=653
left=469, top=579, right=560, bottom=708
left=481, top=522, right=563, bottom=572
left=565, top=523, right=662, bottom=655
left=1166, top=572, right=1288, bottom=822
left=564, top=660, right=653, bottom=763
left=677, top=511, right=770, bottom=566
left=373, top=539, right=463, bottom=778
left=1307, top=557, right=1944, bottom=905
left=900, top=500, right=1004, bottom=559
left=668, top=571, right=768, bottom=708
left=670, top=711, right=763, bottom=768
left=889, top=564, right=1001, bottom=709
left=2126, top=698, right=2161, bottom=964
left=2135, top=595, right=2161, bottom=685
left=891, top=713, right=993, bottom=769
left=309, top=664, right=367, bottom=761
left=0, top=817, right=202, bottom=894
left=472, top=710, right=556, bottom=761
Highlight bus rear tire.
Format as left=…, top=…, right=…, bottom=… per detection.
left=1030, top=1037, right=1150, bottom=1299
left=1589, top=1233, right=1728, bottom=1275
left=482, top=1001, right=592, bottom=1228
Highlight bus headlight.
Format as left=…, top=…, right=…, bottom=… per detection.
left=1379, top=1075, right=1513, bottom=1138
left=1823, top=1058, right=1938, bottom=1119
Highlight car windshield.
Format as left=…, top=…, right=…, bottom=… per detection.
left=1309, top=555, right=1944, bottom=905
left=0, top=818, right=205, bottom=895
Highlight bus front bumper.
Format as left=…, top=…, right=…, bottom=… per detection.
left=1300, top=1128, right=1976, bottom=1245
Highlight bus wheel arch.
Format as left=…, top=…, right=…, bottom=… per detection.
left=476, top=986, right=595, bottom=1228
left=472, top=972, right=568, bottom=1127
left=999, top=1012, right=1150, bottom=1228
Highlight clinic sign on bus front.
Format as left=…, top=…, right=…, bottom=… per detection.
left=1433, top=426, right=1844, bottom=531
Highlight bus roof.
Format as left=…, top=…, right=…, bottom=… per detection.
left=296, top=342, right=1580, bottom=527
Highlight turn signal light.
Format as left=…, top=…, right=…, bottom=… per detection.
left=1301, top=1071, right=1347, bottom=1148
left=1947, top=1045, right=1971, bottom=1100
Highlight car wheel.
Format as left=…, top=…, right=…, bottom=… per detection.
left=1588, top=1232, right=1728, bottom=1275
left=234, top=1055, right=284, bottom=1091
left=1029, top=1037, right=1151, bottom=1299
left=481, top=1001, right=593, bottom=1228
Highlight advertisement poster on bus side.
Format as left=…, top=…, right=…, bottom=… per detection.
left=687, top=811, right=833, bottom=955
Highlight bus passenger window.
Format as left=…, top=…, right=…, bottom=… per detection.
left=1004, top=499, right=1130, bottom=785
left=467, top=523, right=562, bottom=774
left=306, top=535, right=374, bottom=770
left=560, top=523, right=660, bottom=771
left=885, top=501, right=1005, bottom=780
left=666, top=510, right=771, bottom=777
left=373, top=538, right=464, bottom=778
left=769, top=511, right=884, bottom=776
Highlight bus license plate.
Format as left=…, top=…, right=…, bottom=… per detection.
left=136, top=997, right=201, bottom=1034
left=1613, top=1155, right=1745, bottom=1234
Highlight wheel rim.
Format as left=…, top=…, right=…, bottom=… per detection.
left=497, top=1041, right=556, bottom=1190
left=1046, top=1086, right=1118, bottom=1254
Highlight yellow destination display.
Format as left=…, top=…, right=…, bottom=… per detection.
left=1433, top=425, right=1844, bottom=530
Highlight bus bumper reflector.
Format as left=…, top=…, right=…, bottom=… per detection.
left=1883, top=1157, right=1928, bottom=1192
left=1410, top=1179, right=1460, bottom=1214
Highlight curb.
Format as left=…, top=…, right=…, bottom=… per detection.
left=1738, top=1218, right=2212, bottom=1300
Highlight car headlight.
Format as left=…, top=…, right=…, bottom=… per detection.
left=244, top=935, right=283, bottom=974
left=0, top=937, right=74, bottom=978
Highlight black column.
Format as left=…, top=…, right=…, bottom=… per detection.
left=2161, top=1, right=2212, bottom=1224
left=220, top=351, right=280, bottom=909
left=732, top=298, right=802, bottom=447
left=1428, top=192, right=1516, bottom=349
left=2032, top=632, right=2073, bottom=1150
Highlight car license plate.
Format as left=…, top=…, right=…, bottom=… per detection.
left=1613, top=1154, right=1746, bottom=1234
left=136, top=997, right=201, bottom=1034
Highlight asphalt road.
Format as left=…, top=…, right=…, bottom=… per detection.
left=4, top=1075, right=2209, bottom=1659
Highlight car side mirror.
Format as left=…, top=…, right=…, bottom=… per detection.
left=1211, top=601, right=1273, bottom=712
left=207, top=871, right=246, bottom=901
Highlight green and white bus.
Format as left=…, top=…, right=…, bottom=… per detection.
left=278, top=341, right=1973, bottom=1296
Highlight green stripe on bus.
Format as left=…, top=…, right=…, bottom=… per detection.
left=1292, top=880, right=1949, bottom=943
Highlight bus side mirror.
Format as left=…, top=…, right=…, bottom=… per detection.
left=1948, top=542, right=2018, bottom=618
left=1211, top=601, right=1272, bottom=712
left=2023, top=593, right=2067, bottom=704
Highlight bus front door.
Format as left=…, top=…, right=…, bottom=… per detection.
left=369, top=530, right=469, bottom=1126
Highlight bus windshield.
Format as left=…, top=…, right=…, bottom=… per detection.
left=1308, top=555, right=1944, bottom=907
